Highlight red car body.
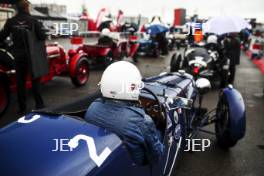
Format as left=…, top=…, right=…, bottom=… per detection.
left=69, top=35, right=139, bottom=67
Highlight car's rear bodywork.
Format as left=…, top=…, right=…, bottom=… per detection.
left=138, top=39, right=160, bottom=57
left=0, top=114, right=123, bottom=176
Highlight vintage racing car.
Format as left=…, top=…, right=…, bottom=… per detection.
left=170, top=44, right=230, bottom=87
left=0, top=42, right=90, bottom=116
left=167, top=25, right=188, bottom=50
left=69, top=32, right=139, bottom=67
left=137, top=33, right=161, bottom=58
left=0, top=71, right=246, bottom=176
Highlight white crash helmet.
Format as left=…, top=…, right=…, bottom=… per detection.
left=101, top=28, right=111, bottom=37
left=100, top=61, right=144, bottom=101
left=207, top=35, right=218, bottom=44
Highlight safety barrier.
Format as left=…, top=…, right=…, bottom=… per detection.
left=246, top=50, right=264, bottom=75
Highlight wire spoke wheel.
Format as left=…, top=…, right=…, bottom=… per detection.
left=76, top=61, right=89, bottom=85
left=71, top=58, right=89, bottom=87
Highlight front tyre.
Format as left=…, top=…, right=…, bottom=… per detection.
left=71, top=57, right=90, bottom=87
left=170, top=53, right=181, bottom=72
left=215, top=93, right=238, bottom=148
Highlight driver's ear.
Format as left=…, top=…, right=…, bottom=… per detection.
left=139, top=81, right=145, bottom=90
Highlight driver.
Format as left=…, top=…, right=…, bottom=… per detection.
left=205, top=34, right=223, bottom=60
left=98, top=28, right=117, bottom=46
left=85, top=61, right=164, bottom=165
left=206, top=35, right=220, bottom=52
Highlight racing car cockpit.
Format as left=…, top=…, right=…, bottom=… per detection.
left=39, top=71, right=193, bottom=134
left=139, top=87, right=167, bottom=131
left=185, top=47, right=211, bottom=63
left=97, top=35, right=115, bottom=47
left=97, top=28, right=119, bottom=48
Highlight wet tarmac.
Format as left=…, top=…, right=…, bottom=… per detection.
left=0, top=38, right=263, bottom=176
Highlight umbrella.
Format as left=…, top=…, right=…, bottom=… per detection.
left=146, top=24, right=168, bottom=35
left=203, top=15, right=250, bottom=35
left=145, top=16, right=169, bottom=35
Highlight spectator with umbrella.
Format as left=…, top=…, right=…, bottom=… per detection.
left=223, top=33, right=241, bottom=84
left=204, top=15, right=250, bottom=84
left=146, top=16, right=169, bottom=55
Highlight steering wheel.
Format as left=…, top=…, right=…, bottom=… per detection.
left=140, top=87, right=166, bottom=124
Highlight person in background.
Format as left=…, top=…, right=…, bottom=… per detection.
left=98, top=28, right=115, bottom=46
left=0, top=0, right=46, bottom=114
left=187, top=25, right=194, bottom=45
left=85, top=61, right=164, bottom=165
left=155, top=31, right=168, bottom=55
left=206, top=35, right=220, bottom=51
left=240, top=28, right=251, bottom=51
left=223, top=33, right=241, bottom=84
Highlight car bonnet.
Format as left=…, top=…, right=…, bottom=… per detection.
left=0, top=113, right=122, bottom=176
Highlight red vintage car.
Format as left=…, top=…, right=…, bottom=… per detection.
left=0, top=42, right=90, bottom=115
left=68, top=33, right=139, bottom=67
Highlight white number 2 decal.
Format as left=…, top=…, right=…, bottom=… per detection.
left=68, top=134, right=112, bottom=167
left=18, top=115, right=41, bottom=124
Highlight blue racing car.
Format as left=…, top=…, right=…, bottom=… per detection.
left=137, top=33, right=161, bottom=58
left=0, top=71, right=246, bottom=176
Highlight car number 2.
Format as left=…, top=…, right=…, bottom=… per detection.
left=68, top=134, right=112, bottom=167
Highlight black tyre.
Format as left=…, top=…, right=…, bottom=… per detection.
left=182, top=58, right=189, bottom=69
left=71, top=57, right=90, bottom=87
left=0, top=77, right=9, bottom=116
left=215, top=93, right=238, bottom=148
left=170, top=53, right=181, bottom=72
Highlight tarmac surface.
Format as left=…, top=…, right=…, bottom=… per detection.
left=0, top=38, right=263, bottom=176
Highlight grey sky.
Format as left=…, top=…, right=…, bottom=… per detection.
left=32, top=0, right=264, bottom=22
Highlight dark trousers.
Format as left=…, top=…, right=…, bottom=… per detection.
left=229, top=64, right=236, bottom=84
left=15, top=60, right=44, bottom=110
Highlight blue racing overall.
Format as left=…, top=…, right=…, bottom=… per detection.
left=85, top=98, right=164, bottom=165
